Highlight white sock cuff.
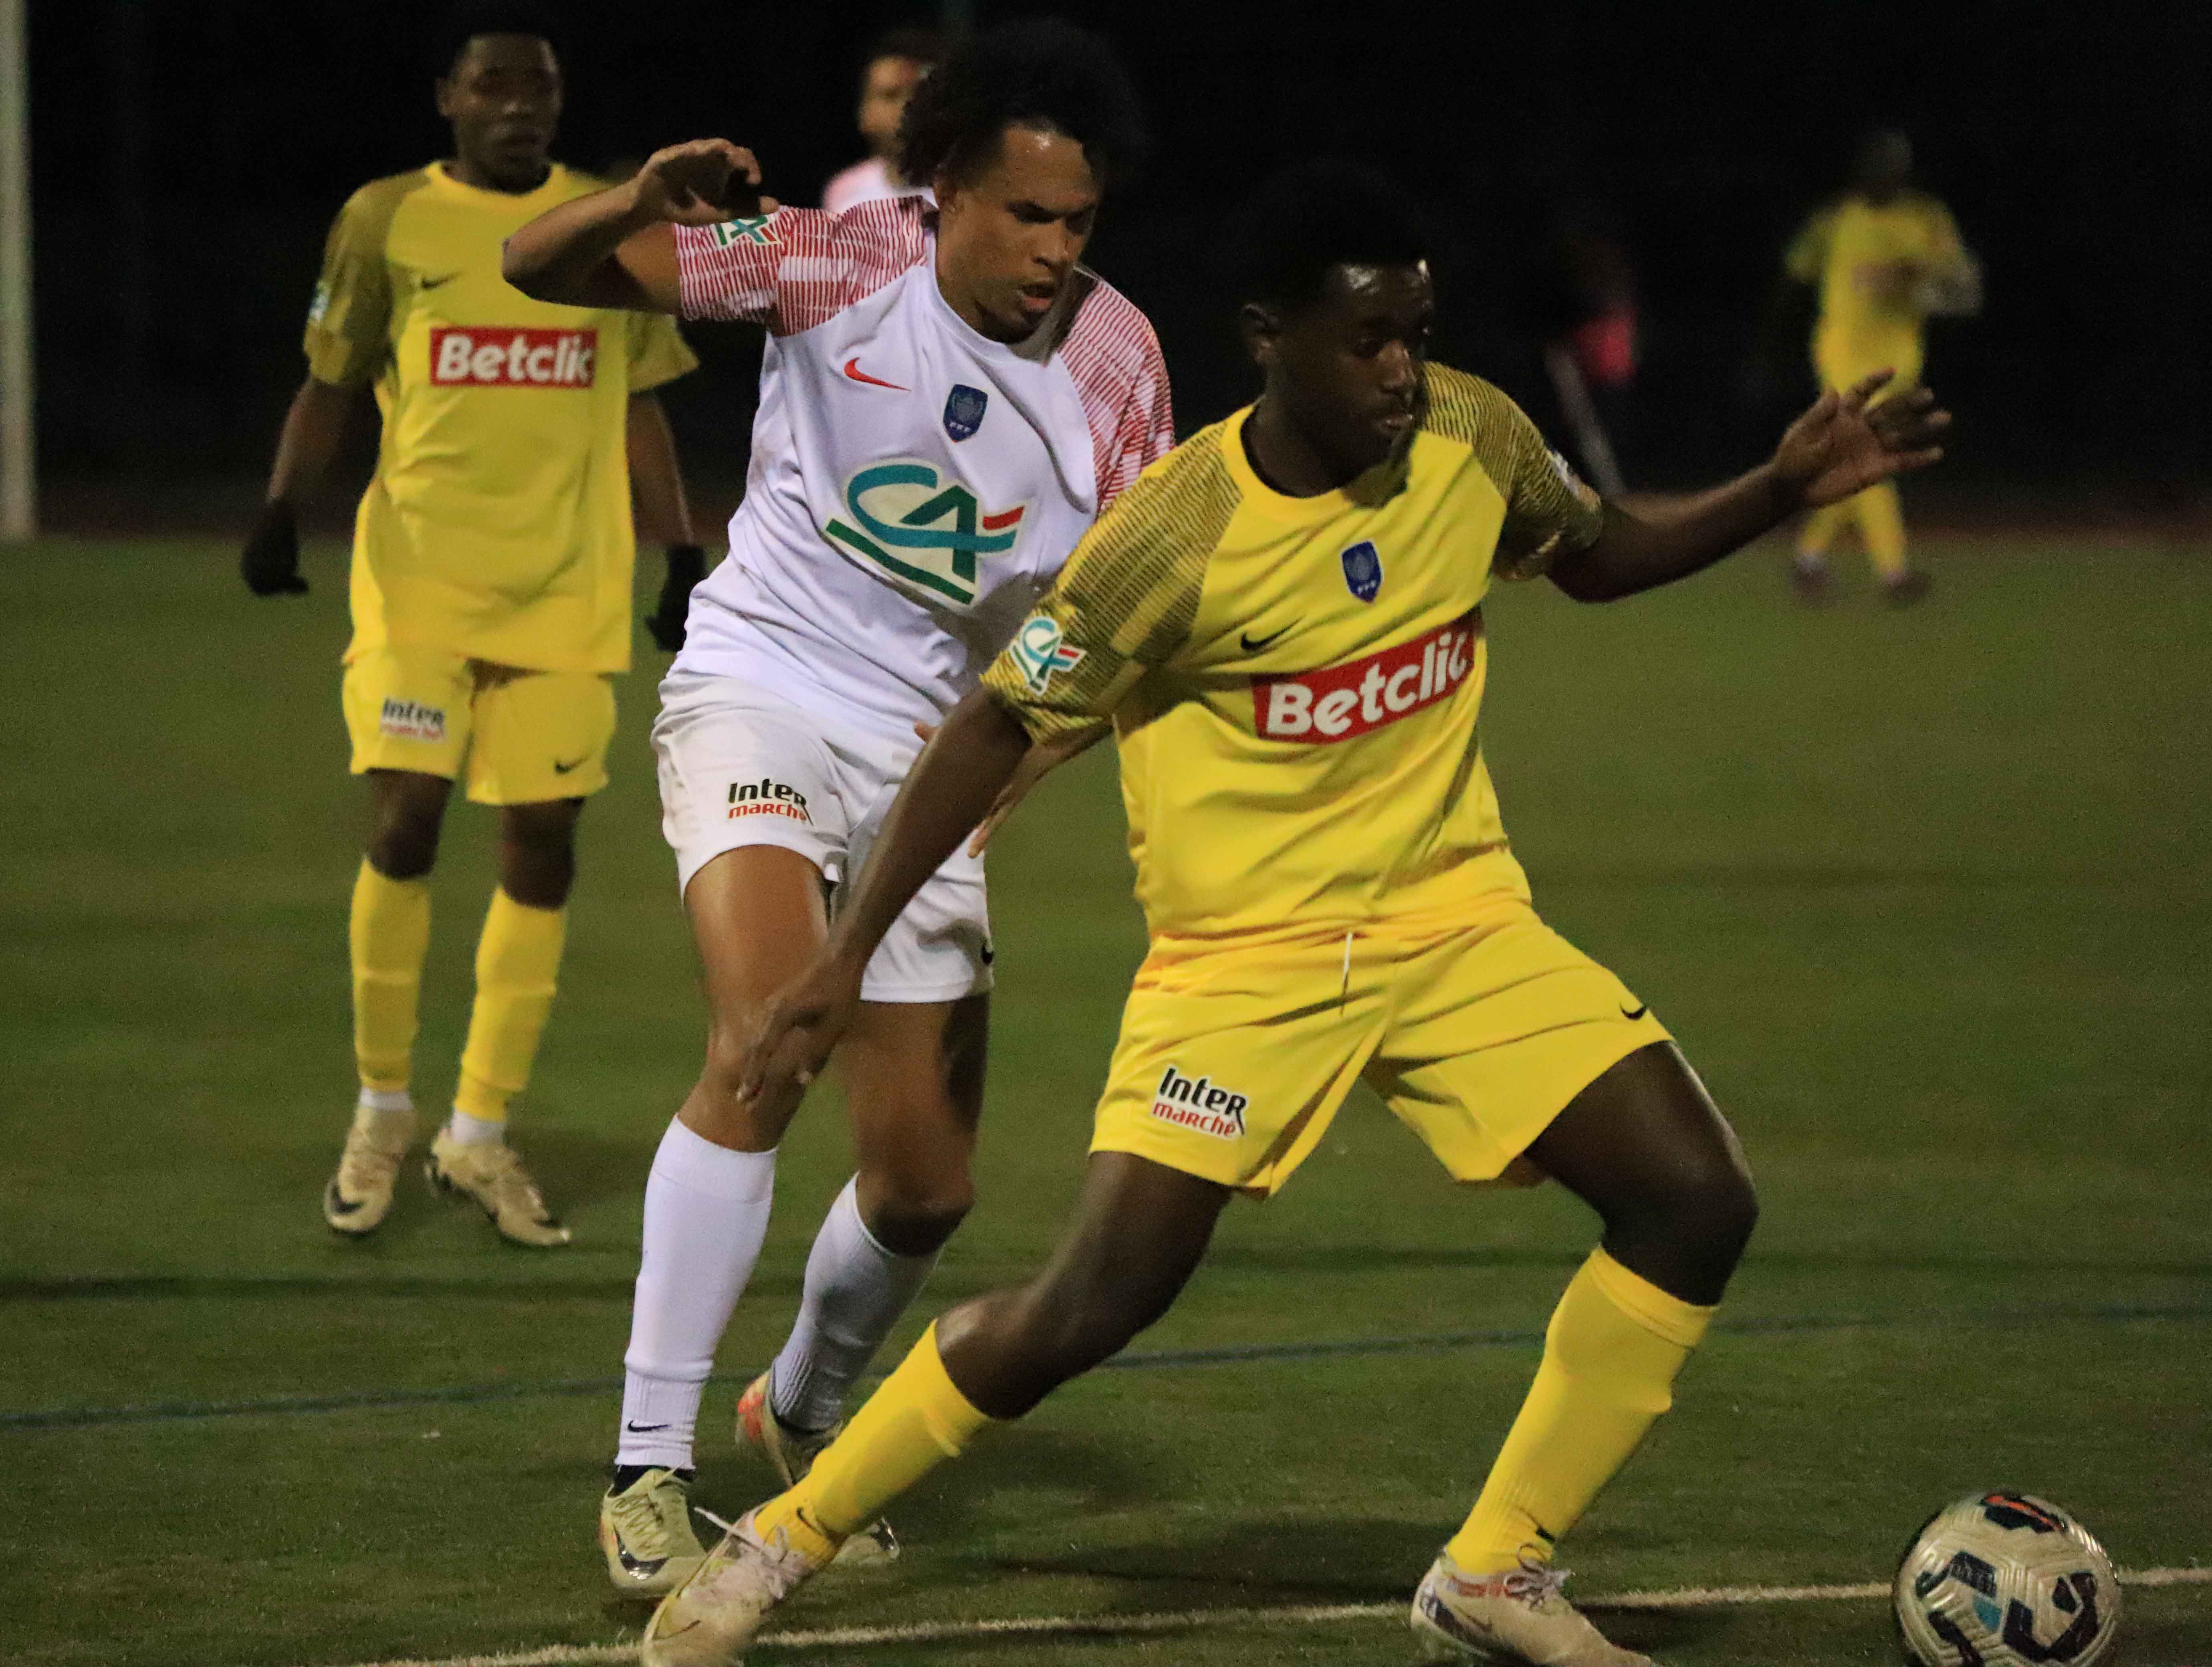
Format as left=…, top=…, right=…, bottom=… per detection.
left=835, top=1176, right=914, bottom=1264
left=358, top=1087, right=413, bottom=1113
left=650, top=1117, right=777, bottom=1203
left=445, top=1109, right=505, bottom=1146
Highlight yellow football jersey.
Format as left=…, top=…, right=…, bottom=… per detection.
left=1785, top=190, right=1966, bottom=371
left=306, top=162, right=698, bottom=674
left=983, top=365, right=1603, bottom=940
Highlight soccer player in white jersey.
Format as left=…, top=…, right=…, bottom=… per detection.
left=821, top=28, right=941, bottom=216
left=503, top=21, right=1171, bottom=1596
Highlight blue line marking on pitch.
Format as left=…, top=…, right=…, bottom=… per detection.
left=2, top=1302, right=2205, bottom=1433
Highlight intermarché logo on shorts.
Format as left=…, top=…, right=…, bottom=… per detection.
left=1149, top=1065, right=1249, bottom=1140
left=727, top=779, right=810, bottom=822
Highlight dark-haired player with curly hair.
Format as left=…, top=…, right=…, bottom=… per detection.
left=699, top=161, right=1952, bottom=1667
left=503, top=20, right=1171, bottom=1602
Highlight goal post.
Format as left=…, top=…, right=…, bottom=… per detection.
left=0, top=0, right=32, bottom=543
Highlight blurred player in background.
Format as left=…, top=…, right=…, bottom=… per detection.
left=502, top=20, right=1170, bottom=1600
left=821, top=28, right=943, bottom=214
left=693, top=162, right=1952, bottom=1667
left=1783, top=128, right=1979, bottom=603
left=240, top=3, right=705, bottom=1248
left=1536, top=199, right=1638, bottom=497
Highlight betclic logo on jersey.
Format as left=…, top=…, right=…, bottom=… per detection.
left=429, top=327, right=597, bottom=388
left=1253, top=607, right=1481, bottom=743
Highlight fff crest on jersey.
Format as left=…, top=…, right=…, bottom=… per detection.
left=1340, top=540, right=1383, bottom=602
left=943, top=384, right=989, bottom=442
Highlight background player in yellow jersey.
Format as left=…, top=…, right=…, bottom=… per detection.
left=646, top=163, right=1951, bottom=1667
left=1784, top=128, right=1979, bottom=603
left=240, top=5, right=704, bottom=1247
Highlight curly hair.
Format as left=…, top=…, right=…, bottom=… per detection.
left=896, top=20, right=1147, bottom=191
left=1233, top=159, right=1432, bottom=312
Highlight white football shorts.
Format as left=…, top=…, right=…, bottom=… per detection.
left=653, top=672, right=993, bottom=1005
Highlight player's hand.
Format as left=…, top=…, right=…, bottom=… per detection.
left=240, top=499, right=308, bottom=596
left=911, top=718, right=1108, bottom=854
left=648, top=544, right=706, bottom=653
left=627, top=140, right=779, bottom=227
left=1770, top=372, right=1951, bottom=509
left=737, top=953, right=866, bottom=1122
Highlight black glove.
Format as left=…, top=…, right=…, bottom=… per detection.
left=241, top=499, right=309, bottom=596
left=648, top=544, right=706, bottom=652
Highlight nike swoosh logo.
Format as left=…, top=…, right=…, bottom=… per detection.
left=1620, top=1003, right=1649, bottom=1020
left=843, top=355, right=908, bottom=391
left=1239, top=624, right=1293, bottom=652
left=625, top=1421, right=670, bottom=1432
left=615, top=1544, right=668, bottom=1576
left=420, top=271, right=460, bottom=289
left=553, top=757, right=586, bottom=774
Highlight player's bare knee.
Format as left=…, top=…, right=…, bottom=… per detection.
left=696, top=1023, right=759, bottom=1104
left=857, top=1144, right=975, bottom=1248
left=366, top=813, right=441, bottom=879
left=1698, top=1164, right=1760, bottom=1264
left=1636, top=1156, right=1757, bottom=1282
left=499, top=842, right=576, bottom=908
left=858, top=1185, right=971, bottom=1258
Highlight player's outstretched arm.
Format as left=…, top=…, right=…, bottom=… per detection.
left=241, top=374, right=359, bottom=596
left=738, top=690, right=1033, bottom=1116
left=502, top=139, right=776, bottom=312
left=1549, top=372, right=1951, bottom=603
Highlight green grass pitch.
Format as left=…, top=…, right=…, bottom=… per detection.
left=1, top=533, right=2206, bottom=1666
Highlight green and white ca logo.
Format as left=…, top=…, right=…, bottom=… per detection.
left=825, top=460, right=1029, bottom=607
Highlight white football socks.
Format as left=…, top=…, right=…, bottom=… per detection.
left=357, top=1086, right=413, bottom=1114
left=767, top=1175, right=941, bottom=1435
left=617, top=1118, right=777, bottom=1472
left=444, top=1109, right=504, bottom=1146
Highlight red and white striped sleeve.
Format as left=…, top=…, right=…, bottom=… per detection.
left=670, top=198, right=929, bottom=336
left=1060, top=278, right=1175, bottom=513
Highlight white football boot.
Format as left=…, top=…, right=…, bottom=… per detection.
left=1411, top=1550, right=1655, bottom=1666
left=735, top=1371, right=897, bottom=1565
left=599, top=1467, right=707, bottom=1598
left=640, top=1508, right=821, bottom=1667
left=323, top=1104, right=417, bottom=1235
left=425, top=1126, right=570, bottom=1247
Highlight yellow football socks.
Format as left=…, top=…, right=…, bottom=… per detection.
left=350, top=860, right=431, bottom=1094
left=1796, top=497, right=1845, bottom=560
left=1855, top=480, right=1909, bottom=582
left=754, top=1323, right=996, bottom=1566
left=1797, top=484, right=1908, bottom=581
left=453, top=889, right=567, bottom=1123
left=1447, top=1248, right=1714, bottom=1573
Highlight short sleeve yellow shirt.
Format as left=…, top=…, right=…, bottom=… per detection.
left=1785, top=190, right=1966, bottom=367
left=983, top=365, right=1603, bottom=941
left=307, top=162, right=698, bottom=673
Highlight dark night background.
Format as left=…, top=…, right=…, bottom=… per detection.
left=24, top=0, right=2212, bottom=521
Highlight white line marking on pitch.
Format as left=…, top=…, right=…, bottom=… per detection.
left=319, top=1564, right=2211, bottom=1667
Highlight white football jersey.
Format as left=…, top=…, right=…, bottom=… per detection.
left=669, top=199, right=1174, bottom=743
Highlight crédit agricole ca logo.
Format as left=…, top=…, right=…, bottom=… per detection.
left=825, top=459, right=1028, bottom=607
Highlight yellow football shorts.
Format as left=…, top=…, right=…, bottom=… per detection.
left=1815, top=329, right=1922, bottom=396
left=341, top=646, right=616, bottom=805
left=1090, top=897, right=1671, bottom=1196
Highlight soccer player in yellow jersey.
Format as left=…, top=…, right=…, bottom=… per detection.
left=240, top=6, right=703, bottom=1247
left=1784, top=129, right=1979, bottom=604
left=628, top=161, right=1952, bottom=1667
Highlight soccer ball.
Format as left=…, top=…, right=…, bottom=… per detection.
left=1894, top=1492, right=2120, bottom=1667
